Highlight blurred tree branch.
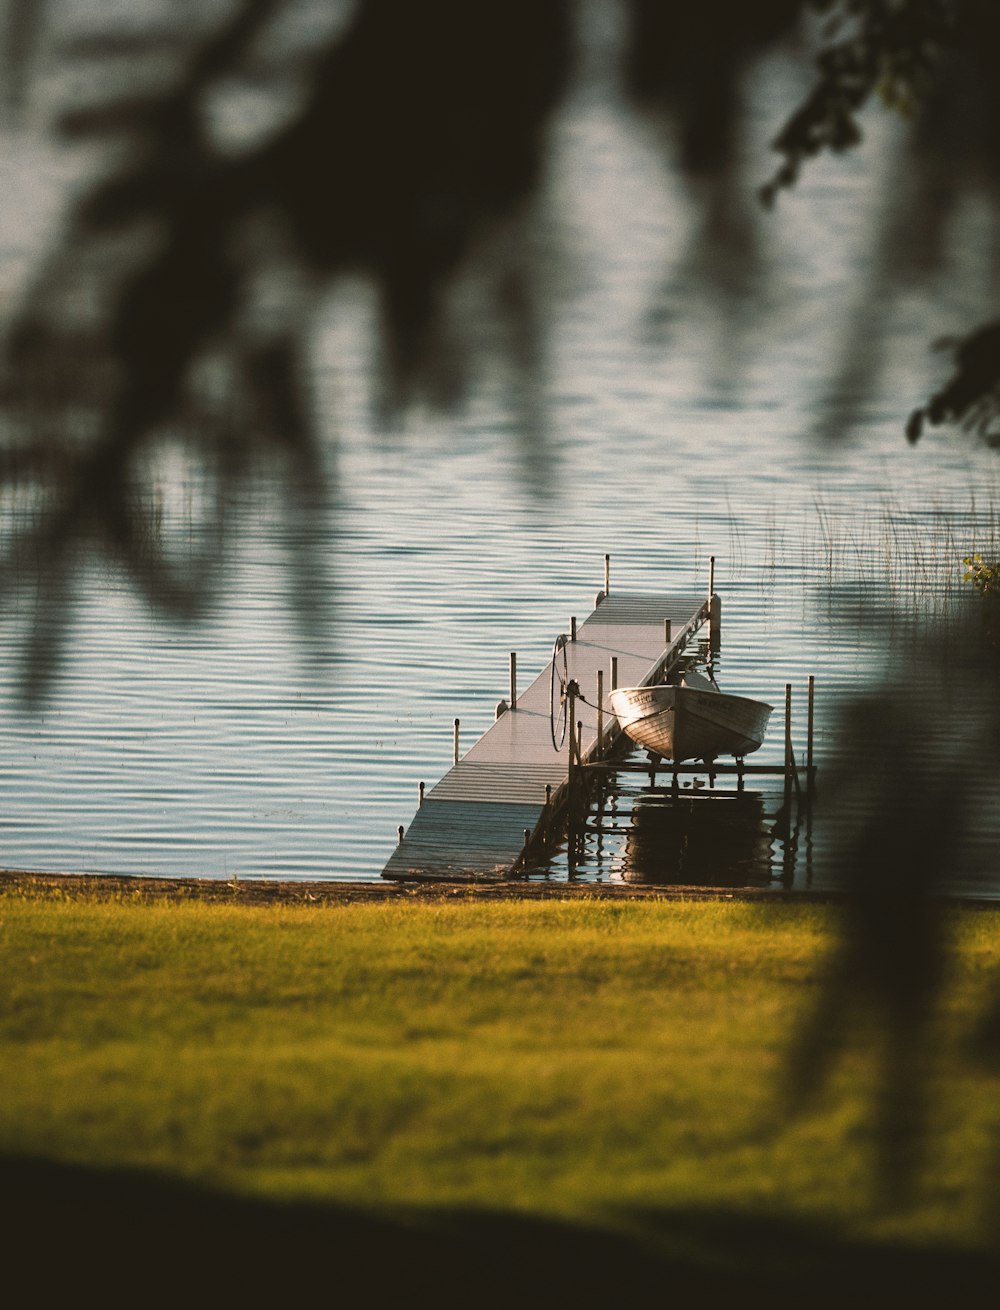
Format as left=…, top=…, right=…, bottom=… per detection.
left=1, top=1, right=1000, bottom=1220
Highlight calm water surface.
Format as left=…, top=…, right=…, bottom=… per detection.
left=2, top=38, right=998, bottom=893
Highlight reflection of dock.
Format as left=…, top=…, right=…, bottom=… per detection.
left=621, top=789, right=772, bottom=887
left=382, top=576, right=714, bottom=881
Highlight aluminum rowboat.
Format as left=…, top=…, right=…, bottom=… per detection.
left=608, top=671, right=773, bottom=763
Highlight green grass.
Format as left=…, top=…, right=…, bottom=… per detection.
left=2, top=893, right=999, bottom=1255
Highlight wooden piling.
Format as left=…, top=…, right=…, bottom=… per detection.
left=596, top=669, right=604, bottom=759
left=453, top=718, right=460, bottom=766
left=418, top=781, right=425, bottom=808
left=783, top=684, right=793, bottom=812
left=567, top=682, right=577, bottom=783
left=509, top=651, right=517, bottom=710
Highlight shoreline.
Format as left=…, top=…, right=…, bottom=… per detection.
left=2, top=868, right=998, bottom=909
left=0, top=868, right=815, bottom=906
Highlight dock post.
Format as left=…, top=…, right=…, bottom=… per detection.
left=709, top=555, right=721, bottom=653
left=611, top=656, right=618, bottom=691
left=783, top=684, right=793, bottom=813
left=509, top=651, right=517, bottom=710
left=397, top=825, right=404, bottom=846
left=571, top=616, right=577, bottom=642
left=418, top=781, right=425, bottom=808
left=454, top=718, right=460, bottom=766
left=807, top=675, right=815, bottom=798
left=567, top=682, right=577, bottom=784
left=604, top=553, right=610, bottom=597
left=664, top=618, right=672, bottom=646
left=596, top=669, right=604, bottom=758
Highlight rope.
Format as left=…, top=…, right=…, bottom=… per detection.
left=570, top=688, right=627, bottom=718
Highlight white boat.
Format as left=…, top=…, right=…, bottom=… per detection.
left=608, top=670, right=773, bottom=763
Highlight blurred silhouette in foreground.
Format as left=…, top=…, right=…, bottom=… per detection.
left=3, top=0, right=1000, bottom=1229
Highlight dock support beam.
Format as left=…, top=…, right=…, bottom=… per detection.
left=708, top=555, right=720, bottom=653
left=567, top=682, right=577, bottom=786
left=596, top=669, right=604, bottom=758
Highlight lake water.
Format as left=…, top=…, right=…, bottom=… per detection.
left=2, top=17, right=999, bottom=894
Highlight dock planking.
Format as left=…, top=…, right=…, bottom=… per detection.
left=382, top=590, right=715, bottom=881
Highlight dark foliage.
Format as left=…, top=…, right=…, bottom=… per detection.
left=3, top=0, right=1000, bottom=1229
left=4, top=0, right=1000, bottom=689
left=3, top=1154, right=999, bottom=1306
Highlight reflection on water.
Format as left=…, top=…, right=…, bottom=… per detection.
left=619, top=789, right=775, bottom=888
left=541, top=753, right=814, bottom=890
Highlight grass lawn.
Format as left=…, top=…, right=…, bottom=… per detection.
left=2, top=887, right=999, bottom=1298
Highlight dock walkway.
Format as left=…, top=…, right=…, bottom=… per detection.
left=382, top=591, right=713, bottom=881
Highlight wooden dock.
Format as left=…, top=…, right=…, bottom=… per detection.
left=382, top=589, right=715, bottom=881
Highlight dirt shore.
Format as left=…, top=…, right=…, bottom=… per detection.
left=0, top=868, right=824, bottom=906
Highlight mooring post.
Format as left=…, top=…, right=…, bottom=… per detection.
left=596, top=668, right=604, bottom=758
left=453, top=717, right=460, bottom=766
left=611, top=655, right=618, bottom=691
left=567, top=682, right=577, bottom=784
left=509, top=651, right=517, bottom=710
left=664, top=617, right=672, bottom=646
left=807, top=675, right=815, bottom=797
left=397, top=824, right=404, bottom=846
left=418, top=781, right=425, bottom=808
left=571, top=615, right=577, bottom=642
left=709, top=555, right=721, bottom=653
left=545, top=783, right=552, bottom=808
left=783, top=684, right=793, bottom=812
left=577, top=719, right=584, bottom=767
left=604, top=553, right=610, bottom=597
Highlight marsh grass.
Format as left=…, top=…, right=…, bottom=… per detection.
left=736, top=490, right=1000, bottom=619
left=1, top=893, right=998, bottom=1254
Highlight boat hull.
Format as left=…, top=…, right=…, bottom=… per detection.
left=608, top=683, right=773, bottom=762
